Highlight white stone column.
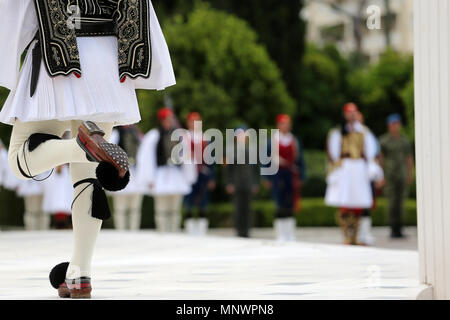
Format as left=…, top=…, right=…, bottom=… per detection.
left=414, top=0, right=450, bottom=300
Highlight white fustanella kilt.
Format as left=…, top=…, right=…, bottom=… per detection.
left=325, top=159, right=373, bottom=209
left=0, top=0, right=175, bottom=127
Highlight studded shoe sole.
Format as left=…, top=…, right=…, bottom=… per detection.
left=77, top=121, right=129, bottom=178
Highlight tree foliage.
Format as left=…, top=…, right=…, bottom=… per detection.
left=297, top=44, right=350, bottom=148
left=154, top=0, right=305, bottom=110
left=400, top=76, right=414, bottom=140
left=349, top=49, right=413, bottom=136
left=138, top=4, right=295, bottom=131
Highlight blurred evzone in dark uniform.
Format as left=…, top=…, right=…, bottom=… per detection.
left=325, top=103, right=377, bottom=245
left=266, top=114, right=306, bottom=242
left=110, top=125, right=145, bottom=230
left=379, top=114, right=414, bottom=238
left=184, top=112, right=216, bottom=236
left=224, top=126, right=260, bottom=238
left=137, top=108, right=197, bottom=233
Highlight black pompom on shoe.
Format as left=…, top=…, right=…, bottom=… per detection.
left=49, top=262, right=69, bottom=289
left=96, top=161, right=130, bottom=192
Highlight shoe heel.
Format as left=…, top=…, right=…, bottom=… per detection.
left=70, top=287, right=92, bottom=299
left=82, top=121, right=105, bottom=137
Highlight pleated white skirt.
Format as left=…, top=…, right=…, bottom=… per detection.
left=325, top=159, right=373, bottom=209
left=0, top=36, right=141, bottom=127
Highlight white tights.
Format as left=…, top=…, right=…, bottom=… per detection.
left=9, top=119, right=114, bottom=279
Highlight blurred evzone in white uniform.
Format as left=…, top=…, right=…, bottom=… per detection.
left=325, top=103, right=377, bottom=245
left=42, top=165, right=73, bottom=229
left=17, top=175, right=48, bottom=230
left=0, top=139, right=18, bottom=190
left=137, top=108, right=197, bottom=233
left=325, top=123, right=377, bottom=208
left=1, top=138, right=46, bottom=230
left=109, top=126, right=146, bottom=230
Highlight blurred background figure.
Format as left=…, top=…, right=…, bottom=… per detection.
left=184, top=112, right=216, bottom=236
left=356, top=111, right=384, bottom=246
left=224, top=126, right=260, bottom=238
left=379, top=114, right=414, bottom=239
left=17, top=177, right=46, bottom=231
left=110, top=125, right=145, bottom=231
left=266, top=114, right=306, bottom=242
left=0, top=139, right=18, bottom=191
left=138, top=108, right=197, bottom=233
left=325, top=103, right=377, bottom=245
left=42, top=165, right=72, bottom=229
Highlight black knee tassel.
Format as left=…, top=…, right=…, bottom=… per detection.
left=73, top=178, right=111, bottom=220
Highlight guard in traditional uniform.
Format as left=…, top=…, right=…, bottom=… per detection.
left=325, top=103, right=377, bottom=245
left=267, top=114, right=306, bottom=242
left=184, top=112, right=216, bottom=236
left=137, top=108, right=197, bottom=233
left=110, top=125, right=145, bottom=230
left=0, top=0, right=175, bottom=298
left=379, top=114, right=414, bottom=238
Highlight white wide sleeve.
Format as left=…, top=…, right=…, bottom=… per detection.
left=364, top=130, right=378, bottom=161
left=0, top=147, right=20, bottom=190
left=368, top=161, right=384, bottom=182
left=136, top=129, right=159, bottom=188
left=0, top=148, right=8, bottom=186
left=0, top=0, right=38, bottom=90
left=327, top=130, right=342, bottom=163
left=131, top=1, right=176, bottom=91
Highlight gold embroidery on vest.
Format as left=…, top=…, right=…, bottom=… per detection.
left=341, top=132, right=364, bottom=159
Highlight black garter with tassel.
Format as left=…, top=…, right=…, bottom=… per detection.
left=16, top=133, right=61, bottom=180
left=73, top=178, right=111, bottom=221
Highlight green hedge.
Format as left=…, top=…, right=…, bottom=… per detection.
left=105, top=197, right=417, bottom=229
left=0, top=192, right=416, bottom=229
left=194, top=197, right=417, bottom=228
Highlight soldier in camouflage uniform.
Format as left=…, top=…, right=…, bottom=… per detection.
left=379, top=114, right=414, bottom=238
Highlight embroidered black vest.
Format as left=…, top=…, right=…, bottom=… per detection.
left=156, top=127, right=182, bottom=167
left=33, top=0, right=152, bottom=80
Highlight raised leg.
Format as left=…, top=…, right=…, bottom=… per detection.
left=8, top=120, right=88, bottom=180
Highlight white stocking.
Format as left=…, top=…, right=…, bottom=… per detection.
left=66, top=121, right=114, bottom=280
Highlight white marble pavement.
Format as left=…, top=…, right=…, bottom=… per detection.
left=0, top=230, right=427, bottom=300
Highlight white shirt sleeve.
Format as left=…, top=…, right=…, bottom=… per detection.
left=131, top=1, right=176, bottom=91
left=364, top=130, right=378, bottom=161
left=327, top=129, right=342, bottom=163
left=0, top=0, right=38, bottom=90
